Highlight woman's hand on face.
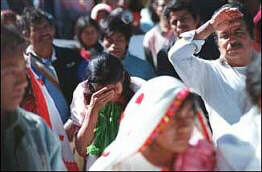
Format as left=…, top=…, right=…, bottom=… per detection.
left=210, top=7, right=243, bottom=32
left=89, top=86, right=115, bottom=112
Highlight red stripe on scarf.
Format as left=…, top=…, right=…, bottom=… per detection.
left=27, top=69, right=53, bottom=129
left=196, top=111, right=211, bottom=142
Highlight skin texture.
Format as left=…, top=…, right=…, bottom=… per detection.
left=141, top=99, right=195, bottom=169
left=103, top=32, right=129, bottom=60
left=75, top=81, right=125, bottom=157
left=168, top=9, right=199, bottom=37
left=80, top=25, right=100, bottom=48
left=1, top=49, right=28, bottom=113
left=195, top=7, right=254, bottom=67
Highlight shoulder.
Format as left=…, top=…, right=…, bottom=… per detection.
left=18, top=108, right=46, bottom=127
left=17, top=108, right=55, bottom=139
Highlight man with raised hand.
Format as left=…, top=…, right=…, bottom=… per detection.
left=168, top=2, right=260, bottom=143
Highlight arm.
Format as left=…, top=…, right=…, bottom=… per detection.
left=74, top=86, right=115, bottom=157
left=195, top=7, right=243, bottom=40
left=168, top=7, right=243, bottom=94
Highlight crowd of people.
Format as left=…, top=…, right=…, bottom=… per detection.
left=1, top=0, right=261, bottom=171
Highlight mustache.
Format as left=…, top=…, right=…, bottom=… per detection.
left=227, top=42, right=243, bottom=50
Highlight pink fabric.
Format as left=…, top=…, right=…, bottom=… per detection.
left=174, top=139, right=215, bottom=171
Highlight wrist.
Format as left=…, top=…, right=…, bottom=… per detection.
left=208, top=19, right=215, bottom=33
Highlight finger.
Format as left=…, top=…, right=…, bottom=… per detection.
left=93, top=86, right=114, bottom=97
left=96, top=90, right=115, bottom=101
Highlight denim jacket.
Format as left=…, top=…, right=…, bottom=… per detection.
left=1, top=108, right=66, bottom=171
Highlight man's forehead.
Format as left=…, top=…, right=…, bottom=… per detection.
left=218, top=19, right=248, bottom=33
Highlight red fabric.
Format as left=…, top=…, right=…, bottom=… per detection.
left=20, top=95, right=38, bottom=114
left=80, top=49, right=91, bottom=61
left=27, top=69, right=53, bottom=129
left=174, top=140, right=215, bottom=171
left=64, top=161, right=79, bottom=171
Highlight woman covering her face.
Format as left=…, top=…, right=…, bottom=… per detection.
left=69, top=53, right=145, bottom=169
left=90, top=76, right=215, bottom=171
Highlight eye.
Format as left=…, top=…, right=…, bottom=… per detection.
left=219, top=33, right=229, bottom=39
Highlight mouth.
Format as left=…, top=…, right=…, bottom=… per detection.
left=40, top=34, right=52, bottom=41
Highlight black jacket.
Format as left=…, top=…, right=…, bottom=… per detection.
left=53, top=46, right=82, bottom=104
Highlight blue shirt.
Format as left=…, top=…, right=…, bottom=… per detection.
left=122, top=52, right=156, bottom=80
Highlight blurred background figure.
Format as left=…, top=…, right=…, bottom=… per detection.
left=143, top=0, right=173, bottom=71
left=91, top=3, right=112, bottom=24
left=74, top=15, right=104, bottom=82
left=253, top=6, right=261, bottom=52
left=1, top=9, right=17, bottom=26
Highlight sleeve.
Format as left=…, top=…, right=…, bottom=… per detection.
left=168, top=30, right=214, bottom=95
left=216, top=134, right=257, bottom=171
left=70, top=81, right=88, bottom=127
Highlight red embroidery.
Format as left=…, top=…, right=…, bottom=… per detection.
left=135, top=93, right=144, bottom=104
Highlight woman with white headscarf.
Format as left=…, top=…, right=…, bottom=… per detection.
left=90, top=76, right=215, bottom=171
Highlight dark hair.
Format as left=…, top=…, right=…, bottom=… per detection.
left=86, top=53, right=132, bottom=99
left=1, top=25, right=27, bottom=58
left=100, top=8, right=133, bottom=41
left=213, top=2, right=254, bottom=39
left=246, top=55, right=261, bottom=106
left=74, top=15, right=100, bottom=48
left=147, top=0, right=160, bottom=23
left=163, top=0, right=199, bottom=21
left=17, top=7, right=55, bottom=34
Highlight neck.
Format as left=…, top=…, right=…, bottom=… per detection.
left=33, top=44, right=53, bottom=58
left=141, top=141, right=176, bottom=169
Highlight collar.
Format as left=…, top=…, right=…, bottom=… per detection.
left=26, top=45, right=57, bottom=63
left=2, top=108, right=20, bottom=131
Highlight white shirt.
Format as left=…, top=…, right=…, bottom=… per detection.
left=216, top=106, right=261, bottom=171
left=168, top=30, right=254, bottom=143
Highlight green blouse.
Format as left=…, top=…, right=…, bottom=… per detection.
left=87, top=102, right=123, bottom=155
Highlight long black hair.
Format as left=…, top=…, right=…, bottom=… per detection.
left=85, top=53, right=133, bottom=103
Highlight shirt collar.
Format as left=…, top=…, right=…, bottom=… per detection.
left=26, top=45, right=57, bottom=63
